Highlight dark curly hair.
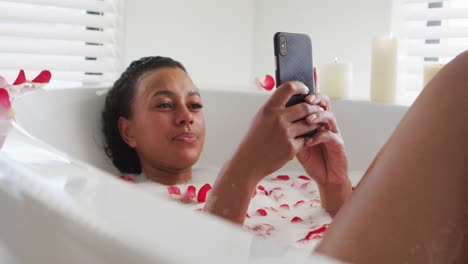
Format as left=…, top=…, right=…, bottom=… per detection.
left=102, top=56, right=186, bottom=174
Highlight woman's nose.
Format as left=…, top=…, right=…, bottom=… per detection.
left=175, top=107, right=194, bottom=126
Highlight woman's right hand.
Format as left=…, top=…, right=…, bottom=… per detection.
left=233, top=81, right=323, bottom=183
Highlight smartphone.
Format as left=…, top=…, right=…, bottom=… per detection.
left=274, top=32, right=316, bottom=137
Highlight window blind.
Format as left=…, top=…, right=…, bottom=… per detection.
left=0, top=0, right=125, bottom=88
left=392, top=0, right=468, bottom=103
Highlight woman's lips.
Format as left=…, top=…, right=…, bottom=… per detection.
left=173, top=132, right=197, bottom=144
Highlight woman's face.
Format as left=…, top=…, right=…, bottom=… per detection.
left=120, top=67, right=206, bottom=172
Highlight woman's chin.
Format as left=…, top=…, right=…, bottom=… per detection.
left=172, top=151, right=200, bottom=168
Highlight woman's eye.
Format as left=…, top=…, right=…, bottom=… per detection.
left=157, top=102, right=172, bottom=109
left=190, top=103, right=203, bottom=109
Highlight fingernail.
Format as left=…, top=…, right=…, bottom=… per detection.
left=303, top=85, right=309, bottom=94
left=308, top=114, right=317, bottom=122
left=309, top=94, right=316, bottom=102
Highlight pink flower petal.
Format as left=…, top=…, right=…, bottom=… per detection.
left=269, top=207, right=279, bottom=212
left=260, top=74, right=275, bottom=91
left=119, top=176, right=135, bottom=183
left=268, top=187, right=282, bottom=196
left=274, top=175, right=290, bottom=181
left=273, top=193, right=285, bottom=202
left=31, top=70, right=52, bottom=84
left=12, top=70, right=26, bottom=85
left=279, top=204, right=290, bottom=210
left=167, top=186, right=181, bottom=195
left=300, top=182, right=310, bottom=189
left=256, top=209, right=268, bottom=216
left=0, top=88, right=11, bottom=109
left=297, top=224, right=329, bottom=243
left=291, top=216, right=304, bottom=223
left=197, top=183, right=212, bottom=203
left=294, top=200, right=305, bottom=207
left=298, top=175, right=311, bottom=180
left=257, top=185, right=268, bottom=195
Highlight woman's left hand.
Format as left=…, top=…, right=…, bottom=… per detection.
left=296, top=93, right=349, bottom=187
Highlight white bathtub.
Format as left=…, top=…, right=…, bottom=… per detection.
left=0, top=87, right=408, bottom=263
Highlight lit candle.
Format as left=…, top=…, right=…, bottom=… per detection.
left=318, top=58, right=352, bottom=99
left=423, top=63, right=444, bottom=87
left=370, top=34, right=398, bottom=103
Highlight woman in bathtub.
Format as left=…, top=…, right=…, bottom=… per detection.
left=102, top=54, right=468, bottom=263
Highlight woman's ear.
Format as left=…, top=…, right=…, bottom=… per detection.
left=118, top=117, right=137, bottom=148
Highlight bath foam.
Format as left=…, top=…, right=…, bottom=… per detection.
left=122, top=168, right=363, bottom=252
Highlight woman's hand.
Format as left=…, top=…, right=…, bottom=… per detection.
left=234, top=81, right=324, bottom=182
left=205, top=81, right=321, bottom=223
left=296, top=93, right=352, bottom=216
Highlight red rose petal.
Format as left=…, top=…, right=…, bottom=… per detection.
left=256, top=74, right=275, bottom=91
left=294, top=200, right=305, bottom=207
left=269, top=207, right=279, bottom=212
left=274, top=175, right=290, bottom=181
left=256, top=209, right=267, bottom=216
left=197, top=183, right=212, bottom=203
left=12, top=69, right=26, bottom=85
left=291, top=216, right=304, bottom=223
left=297, top=224, right=329, bottom=243
left=298, top=175, right=311, bottom=180
left=257, top=185, right=268, bottom=195
left=246, top=213, right=251, bottom=218
left=268, top=187, right=282, bottom=196
left=181, top=185, right=197, bottom=203
left=119, top=176, right=135, bottom=182
left=186, top=185, right=196, bottom=198
left=0, top=88, right=11, bottom=109
left=31, top=70, right=52, bottom=84
left=279, top=204, right=290, bottom=210
left=273, top=193, right=285, bottom=202
left=167, top=186, right=181, bottom=195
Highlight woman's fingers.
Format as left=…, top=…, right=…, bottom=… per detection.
left=306, top=93, right=331, bottom=111
left=265, top=81, right=309, bottom=109
left=304, top=110, right=338, bottom=133
left=284, top=103, right=324, bottom=122
left=289, top=120, right=321, bottom=139
left=304, top=130, right=344, bottom=147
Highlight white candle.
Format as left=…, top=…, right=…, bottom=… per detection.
left=318, top=58, right=352, bottom=99
left=370, top=35, right=398, bottom=103
left=423, top=63, right=444, bottom=87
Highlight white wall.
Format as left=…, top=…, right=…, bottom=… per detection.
left=124, top=0, right=393, bottom=98
left=253, top=0, right=393, bottom=99
left=124, top=0, right=255, bottom=89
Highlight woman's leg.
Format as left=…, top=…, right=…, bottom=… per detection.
left=315, top=50, right=468, bottom=264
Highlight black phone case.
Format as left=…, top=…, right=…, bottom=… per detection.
left=274, top=32, right=316, bottom=137
left=274, top=32, right=315, bottom=107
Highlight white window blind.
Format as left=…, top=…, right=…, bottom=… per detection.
left=0, top=0, right=125, bottom=89
left=392, top=0, right=468, bottom=104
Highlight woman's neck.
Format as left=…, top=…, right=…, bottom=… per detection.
left=142, top=164, right=192, bottom=185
